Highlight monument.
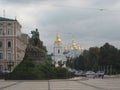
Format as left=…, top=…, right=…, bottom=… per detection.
left=25, top=28, right=47, bottom=64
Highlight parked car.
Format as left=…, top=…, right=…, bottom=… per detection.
left=68, top=68, right=77, bottom=73
left=96, top=71, right=104, bottom=78
left=85, top=71, right=96, bottom=78
left=81, top=71, right=87, bottom=76
left=74, top=70, right=83, bottom=76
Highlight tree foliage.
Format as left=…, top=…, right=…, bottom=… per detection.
left=67, top=43, right=120, bottom=74
left=8, top=59, right=68, bottom=80
left=8, top=56, right=38, bottom=80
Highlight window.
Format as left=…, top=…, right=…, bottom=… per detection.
left=0, top=29, right=3, bottom=35
left=0, top=52, right=3, bottom=59
left=58, top=49, right=60, bottom=54
left=8, top=41, right=11, bottom=47
left=0, top=65, right=2, bottom=71
left=8, top=23, right=12, bottom=26
left=7, top=64, right=11, bottom=71
left=7, top=52, right=12, bottom=60
left=17, top=54, right=20, bottom=60
left=8, top=30, right=10, bottom=35
left=0, top=23, right=3, bottom=27
left=0, top=41, right=2, bottom=47
left=7, top=28, right=13, bottom=35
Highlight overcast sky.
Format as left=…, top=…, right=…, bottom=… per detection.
left=0, top=0, right=120, bottom=54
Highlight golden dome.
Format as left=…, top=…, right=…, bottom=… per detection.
left=81, top=47, right=84, bottom=51
left=70, top=46, right=74, bottom=50
left=71, top=40, right=76, bottom=47
left=77, top=46, right=81, bottom=50
left=68, top=40, right=77, bottom=49
left=77, top=46, right=84, bottom=51
left=54, top=33, right=62, bottom=44
left=64, top=46, right=68, bottom=51
left=66, top=40, right=84, bottom=51
left=69, top=45, right=73, bottom=50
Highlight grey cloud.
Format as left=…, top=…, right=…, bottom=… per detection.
left=90, top=0, right=120, bottom=9
left=37, top=1, right=120, bottom=53
left=1, top=0, right=67, bottom=5
left=1, top=0, right=42, bottom=4
left=1, top=0, right=120, bottom=53
left=39, top=7, right=120, bottom=40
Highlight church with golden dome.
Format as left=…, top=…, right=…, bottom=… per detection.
left=52, top=33, right=67, bottom=67
left=52, top=33, right=83, bottom=67
left=64, top=39, right=83, bottom=59
left=64, top=40, right=83, bottom=51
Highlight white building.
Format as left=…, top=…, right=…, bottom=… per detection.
left=52, top=34, right=67, bottom=67
left=64, top=40, right=83, bottom=59
left=52, top=34, right=84, bottom=67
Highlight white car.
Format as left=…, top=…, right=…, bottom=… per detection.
left=85, top=71, right=96, bottom=77
left=74, top=70, right=83, bottom=76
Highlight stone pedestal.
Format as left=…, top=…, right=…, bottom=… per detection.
left=25, top=46, right=46, bottom=65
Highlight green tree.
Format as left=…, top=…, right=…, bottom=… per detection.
left=73, top=50, right=89, bottom=70
left=88, top=47, right=100, bottom=71
left=36, top=61, right=68, bottom=79
left=74, top=55, right=86, bottom=70
left=99, top=43, right=119, bottom=74
left=9, top=56, right=38, bottom=80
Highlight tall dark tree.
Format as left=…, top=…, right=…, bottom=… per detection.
left=73, top=50, right=89, bottom=70
left=99, top=43, right=119, bottom=74
left=88, top=47, right=100, bottom=71
left=74, top=55, right=86, bottom=70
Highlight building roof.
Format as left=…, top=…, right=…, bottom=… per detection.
left=0, top=17, right=16, bottom=21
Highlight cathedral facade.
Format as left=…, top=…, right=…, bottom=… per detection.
left=52, top=33, right=83, bottom=67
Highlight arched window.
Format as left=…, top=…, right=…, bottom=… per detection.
left=8, top=41, right=11, bottom=47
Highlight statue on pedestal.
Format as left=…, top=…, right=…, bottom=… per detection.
left=31, top=28, right=39, bottom=46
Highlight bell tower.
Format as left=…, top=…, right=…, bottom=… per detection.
left=52, top=33, right=67, bottom=67
left=54, top=33, right=62, bottom=56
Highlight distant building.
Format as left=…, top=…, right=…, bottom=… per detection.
left=64, top=40, right=83, bottom=59
left=0, top=17, right=28, bottom=72
left=52, top=34, right=84, bottom=67
left=52, top=34, right=67, bottom=67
